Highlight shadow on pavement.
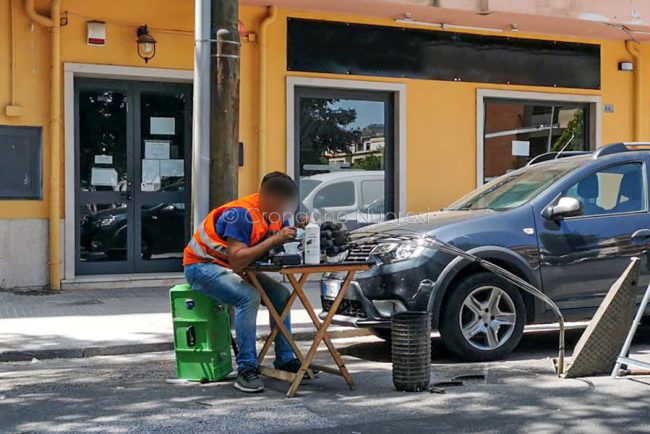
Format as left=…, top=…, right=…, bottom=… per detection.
left=340, top=325, right=650, bottom=365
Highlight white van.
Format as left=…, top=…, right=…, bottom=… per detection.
left=299, top=171, right=384, bottom=220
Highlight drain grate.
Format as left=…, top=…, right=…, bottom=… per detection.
left=431, top=363, right=554, bottom=386
left=484, top=366, right=551, bottom=384
left=56, top=298, right=104, bottom=306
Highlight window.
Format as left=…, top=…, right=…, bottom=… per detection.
left=313, top=181, right=355, bottom=208
left=361, top=179, right=383, bottom=207
left=294, top=87, right=395, bottom=225
left=299, top=179, right=322, bottom=202
left=565, top=163, right=646, bottom=216
left=0, top=126, right=42, bottom=199
left=482, top=98, right=591, bottom=184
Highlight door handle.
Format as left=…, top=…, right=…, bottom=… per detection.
left=631, top=229, right=650, bottom=241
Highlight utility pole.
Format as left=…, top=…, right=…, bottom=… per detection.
left=191, top=0, right=210, bottom=228
left=209, top=0, right=240, bottom=208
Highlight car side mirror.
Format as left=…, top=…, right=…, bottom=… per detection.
left=543, top=196, right=583, bottom=220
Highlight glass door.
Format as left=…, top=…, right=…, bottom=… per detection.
left=133, top=83, right=192, bottom=273
left=75, top=79, right=191, bottom=276
left=76, top=80, right=134, bottom=275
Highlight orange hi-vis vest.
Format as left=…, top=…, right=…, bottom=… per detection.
left=182, top=193, right=283, bottom=268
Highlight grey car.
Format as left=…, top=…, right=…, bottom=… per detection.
left=320, top=142, right=650, bottom=361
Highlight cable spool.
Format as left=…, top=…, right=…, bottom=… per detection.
left=320, top=221, right=349, bottom=258
left=330, top=230, right=344, bottom=245
left=321, top=222, right=342, bottom=231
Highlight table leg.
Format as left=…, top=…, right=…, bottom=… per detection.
left=286, top=273, right=355, bottom=389
left=256, top=273, right=306, bottom=363
left=247, top=272, right=313, bottom=379
left=287, top=271, right=357, bottom=397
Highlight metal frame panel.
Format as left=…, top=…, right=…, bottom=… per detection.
left=0, top=125, right=42, bottom=199
left=287, top=18, right=601, bottom=89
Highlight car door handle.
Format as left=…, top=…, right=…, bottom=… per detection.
left=631, top=229, right=650, bottom=241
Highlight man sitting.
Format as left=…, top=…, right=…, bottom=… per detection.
left=183, top=172, right=305, bottom=393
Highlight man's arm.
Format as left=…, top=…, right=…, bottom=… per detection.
left=227, top=227, right=296, bottom=271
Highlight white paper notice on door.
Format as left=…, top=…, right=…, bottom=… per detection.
left=141, top=182, right=160, bottom=192
left=512, top=140, right=530, bottom=157
left=160, top=159, right=184, bottom=177
left=150, top=117, right=175, bottom=135
left=142, top=159, right=160, bottom=183
left=94, top=154, right=113, bottom=164
left=91, top=167, right=118, bottom=187
left=144, top=140, right=170, bottom=159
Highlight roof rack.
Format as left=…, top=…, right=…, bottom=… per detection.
left=527, top=151, right=591, bottom=166
left=593, top=142, right=650, bottom=158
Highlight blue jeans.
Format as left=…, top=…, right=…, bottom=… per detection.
left=184, top=262, right=295, bottom=372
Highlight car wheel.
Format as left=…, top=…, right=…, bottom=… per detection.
left=439, top=271, right=525, bottom=362
left=369, top=328, right=391, bottom=341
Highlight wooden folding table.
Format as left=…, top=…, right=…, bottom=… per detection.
left=245, top=262, right=370, bottom=398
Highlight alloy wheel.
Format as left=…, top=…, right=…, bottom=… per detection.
left=458, top=285, right=517, bottom=351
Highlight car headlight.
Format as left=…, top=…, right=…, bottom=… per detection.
left=96, top=216, right=117, bottom=227
left=370, top=242, right=426, bottom=264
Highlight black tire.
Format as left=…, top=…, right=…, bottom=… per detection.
left=439, top=271, right=526, bottom=362
left=369, top=327, right=392, bottom=342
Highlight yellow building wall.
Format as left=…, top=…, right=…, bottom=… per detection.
left=0, top=1, right=644, bottom=220
left=261, top=8, right=639, bottom=212
left=0, top=0, right=52, bottom=218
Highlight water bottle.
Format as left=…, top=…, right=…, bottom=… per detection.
left=304, top=220, right=321, bottom=265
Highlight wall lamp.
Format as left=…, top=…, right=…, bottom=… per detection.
left=619, top=62, right=634, bottom=71
left=136, top=25, right=157, bottom=63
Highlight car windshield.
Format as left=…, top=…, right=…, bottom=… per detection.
left=447, top=159, right=584, bottom=211
left=299, top=179, right=322, bottom=202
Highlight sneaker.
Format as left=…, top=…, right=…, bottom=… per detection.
left=277, top=359, right=320, bottom=377
left=234, top=369, right=264, bottom=393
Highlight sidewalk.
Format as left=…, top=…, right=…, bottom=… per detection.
left=0, top=283, right=368, bottom=362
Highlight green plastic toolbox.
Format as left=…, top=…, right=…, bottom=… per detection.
left=170, top=283, right=233, bottom=382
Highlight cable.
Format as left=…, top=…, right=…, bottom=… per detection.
left=64, top=10, right=193, bottom=35
left=604, top=23, right=640, bottom=44
left=351, top=227, right=566, bottom=376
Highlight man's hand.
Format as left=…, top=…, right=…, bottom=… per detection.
left=271, top=226, right=297, bottom=245
left=295, top=214, right=310, bottom=229
left=226, top=228, right=296, bottom=271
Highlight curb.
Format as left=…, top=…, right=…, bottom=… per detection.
left=0, top=328, right=371, bottom=362
left=0, top=342, right=175, bottom=362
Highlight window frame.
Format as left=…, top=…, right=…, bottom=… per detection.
left=292, top=84, right=396, bottom=216
left=286, top=76, right=406, bottom=216
left=561, top=161, right=649, bottom=220
left=476, top=89, right=601, bottom=188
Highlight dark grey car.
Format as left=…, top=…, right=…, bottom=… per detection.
left=320, top=143, right=650, bottom=361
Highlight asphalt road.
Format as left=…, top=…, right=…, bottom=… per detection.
left=2, top=328, right=650, bottom=433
